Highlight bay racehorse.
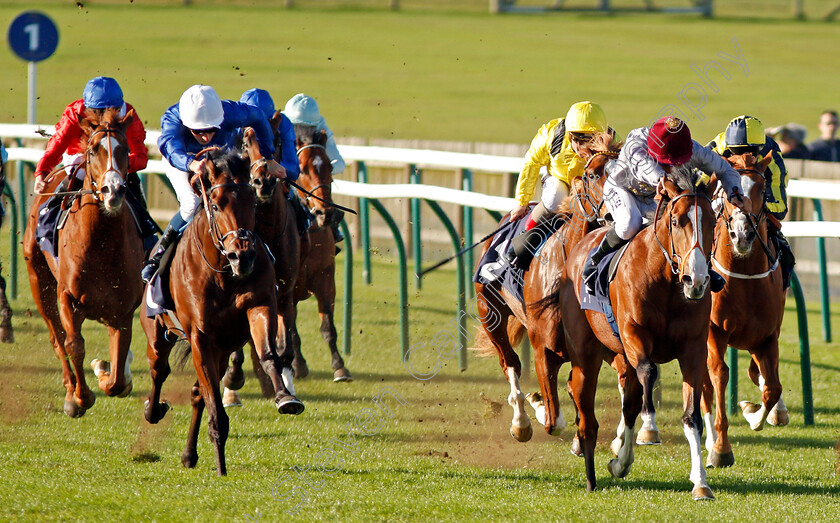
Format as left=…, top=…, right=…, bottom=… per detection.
left=702, top=152, right=788, bottom=468
left=141, top=148, right=303, bottom=476
left=0, top=154, right=13, bottom=343
left=554, top=169, right=718, bottom=499
left=222, top=126, right=301, bottom=406
left=23, top=108, right=142, bottom=417
left=288, top=127, right=352, bottom=382
left=473, top=134, right=619, bottom=444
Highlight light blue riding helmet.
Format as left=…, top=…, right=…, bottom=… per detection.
left=82, top=77, right=124, bottom=109
left=284, top=93, right=321, bottom=126
left=240, top=88, right=275, bottom=120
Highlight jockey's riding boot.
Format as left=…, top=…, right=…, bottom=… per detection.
left=767, top=215, right=795, bottom=289
left=329, top=210, right=345, bottom=255
left=583, top=227, right=627, bottom=295
left=504, top=203, right=561, bottom=271
left=709, top=269, right=726, bottom=293
left=141, top=214, right=186, bottom=283
left=126, top=172, right=148, bottom=209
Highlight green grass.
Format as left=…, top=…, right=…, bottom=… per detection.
left=1, top=2, right=840, bottom=146
left=0, top=220, right=839, bottom=521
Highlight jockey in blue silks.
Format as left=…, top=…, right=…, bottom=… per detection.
left=142, top=84, right=285, bottom=283
left=239, top=88, right=300, bottom=180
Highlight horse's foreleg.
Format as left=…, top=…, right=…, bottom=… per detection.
left=182, top=382, right=204, bottom=469
left=221, top=347, right=246, bottom=408
left=0, top=272, right=13, bottom=343
left=705, top=330, right=733, bottom=467
left=634, top=359, right=661, bottom=446
left=92, top=322, right=133, bottom=397
left=606, top=353, right=629, bottom=456
left=313, top=273, right=352, bottom=382
left=250, top=342, right=275, bottom=398
left=531, top=336, right=565, bottom=436
left=200, top=353, right=230, bottom=476
left=608, top=366, right=642, bottom=479
left=741, top=341, right=784, bottom=430
left=569, top=359, right=600, bottom=492
left=679, top=351, right=714, bottom=501
left=58, top=292, right=95, bottom=417
left=144, top=320, right=173, bottom=424
left=248, top=305, right=304, bottom=415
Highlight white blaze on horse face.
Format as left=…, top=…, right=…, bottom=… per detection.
left=683, top=204, right=709, bottom=299
left=312, top=155, right=324, bottom=171
left=98, top=134, right=125, bottom=210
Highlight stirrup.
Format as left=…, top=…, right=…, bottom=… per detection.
left=141, top=259, right=160, bottom=284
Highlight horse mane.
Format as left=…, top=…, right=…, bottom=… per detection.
left=587, top=131, right=623, bottom=155
left=204, top=148, right=250, bottom=184
left=294, top=124, right=317, bottom=144
left=668, top=164, right=699, bottom=193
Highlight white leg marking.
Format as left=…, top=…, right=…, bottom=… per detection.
left=684, top=422, right=713, bottom=499
left=703, top=412, right=717, bottom=452
left=282, top=367, right=296, bottom=396
left=507, top=368, right=529, bottom=430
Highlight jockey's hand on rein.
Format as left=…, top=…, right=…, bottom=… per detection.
left=267, top=159, right=286, bottom=180
left=731, top=193, right=750, bottom=212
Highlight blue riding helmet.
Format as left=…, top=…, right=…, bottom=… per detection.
left=82, top=77, right=124, bottom=109
left=240, top=88, right=276, bottom=120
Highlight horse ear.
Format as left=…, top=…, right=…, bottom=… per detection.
left=758, top=151, right=774, bottom=172
left=660, top=177, right=680, bottom=199
left=270, top=111, right=283, bottom=129
left=122, top=108, right=136, bottom=126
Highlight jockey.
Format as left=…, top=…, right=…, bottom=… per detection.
left=505, top=101, right=617, bottom=270
left=582, top=116, right=748, bottom=294
left=239, top=88, right=300, bottom=179
left=33, top=77, right=150, bottom=205
left=708, top=115, right=795, bottom=288
left=283, top=93, right=346, bottom=247
left=143, top=84, right=284, bottom=283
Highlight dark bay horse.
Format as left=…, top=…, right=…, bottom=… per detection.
left=289, top=127, right=352, bottom=382
left=0, top=154, right=13, bottom=343
left=556, top=170, right=718, bottom=500
left=222, top=126, right=301, bottom=406
left=23, top=109, right=142, bottom=417
left=141, top=148, right=303, bottom=476
left=702, top=152, right=787, bottom=468
left=473, top=135, right=619, bottom=443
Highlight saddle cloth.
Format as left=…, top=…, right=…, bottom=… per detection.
left=473, top=216, right=538, bottom=306
left=579, top=240, right=632, bottom=340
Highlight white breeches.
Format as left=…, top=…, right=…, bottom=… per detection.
left=541, top=175, right=570, bottom=213
left=604, top=177, right=656, bottom=240
left=62, top=153, right=85, bottom=180
left=164, top=158, right=201, bottom=221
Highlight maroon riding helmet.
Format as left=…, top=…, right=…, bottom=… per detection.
left=647, top=116, right=693, bottom=166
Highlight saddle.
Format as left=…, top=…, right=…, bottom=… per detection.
left=580, top=236, right=634, bottom=340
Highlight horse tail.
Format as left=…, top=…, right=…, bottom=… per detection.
left=470, top=317, right=527, bottom=358
left=173, top=340, right=193, bottom=371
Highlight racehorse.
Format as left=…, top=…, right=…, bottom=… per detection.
left=141, top=148, right=304, bottom=476
left=23, top=108, right=142, bottom=417
left=0, top=154, right=13, bottom=343
left=288, top=127, right=352, bottom=382
left=473, top=134, right=618, bottom=444
left=702, top=152, right=787, bottom=468
left=221, top=126, right=302, bottom=406
left=554, top=169, right=718, bottom=499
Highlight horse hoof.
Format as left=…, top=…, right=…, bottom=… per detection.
left=635, top=429, right=661, bottom=445
left=116, top=379, right=133, bottom=398
left=222, top=365, right=245, bottom=391
left=276, top=394, right=305, bottom=415
left=63, top=399, right=86, bottom=418
left=570, top=436, right=583, bottom=457
left=91, top=358, right=109, bottom=379
left=144, top=399, right=170, bottom=424
left=607, top=458, right=632, bottom=478
left=767, top=408, right=790, bottom=426
left=510, top=423, right=533, bottom=442
left=610, top=436, right=623, bottom=457
left=292, top=360, right=309, bottom=380
left=691, top=486, right=715, bottom=501
left=80, top=390, right=96, bottom=410
left=333, top=368, right=354, bottom=382
left=0, top=327, right=13, bottom=344
left=181, top=450, right=198, bottom=469
left=706, top=449, right=735, bottom=469
left=223, top=388, right=242, bottom=408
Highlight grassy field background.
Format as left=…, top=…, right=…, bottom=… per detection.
left=1, top=2, right=840, bottom=521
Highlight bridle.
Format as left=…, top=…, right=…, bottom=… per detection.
left=582, top=150, right=618, bottom=224
left=296, top=143, right=331, bottom=212
left=654, top=190, right=712, bottom=278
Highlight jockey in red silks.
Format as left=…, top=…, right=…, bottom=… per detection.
left=33, top=77, right=149, bottom=203
left=582, top=116, right=748, bottom=294
left=142, top=85, right=285, bottom=283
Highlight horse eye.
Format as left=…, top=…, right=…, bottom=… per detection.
left=672, top=217, right=679, bottom=227
left=211, top=203, right=220, bottom=212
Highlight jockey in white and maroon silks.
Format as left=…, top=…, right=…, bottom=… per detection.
left=142, top=84, right=285, bottom=283
left=582, top=116, right=748, bottom=294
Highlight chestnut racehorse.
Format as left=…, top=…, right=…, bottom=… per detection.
left=555, top=170, right=718, bottom=500
left=473, top=134, right=619, bottom=444
left=141, top=148, right=303, bottom=476
left=289, top=127, right=352, bottom=382
left=702, top=152, right=787, bottom=468
left=23, top=109, right=142, bottom=417
left=222, top=126, right=301, bottom=406
left=0, top=155, right=13, bottom=343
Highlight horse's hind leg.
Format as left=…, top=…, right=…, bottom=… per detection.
left=182, top=382, right=204, bottom=469
left=705, top=329, right=734, bottom=468
left=92, top=321, right=133, bottom=397
left=313, top=276, right=352, bottom=382
left=740, top=341, right=785, bottom=430
left=568, top=358, right=601, bottom=491
left=248, top=305, right=304, bottom=415
left=0, top=271, right=13, bottom=343
left=530, top=332, right=566, bottom=436
left=144, top=320, right=174, bottom=425
left=608, top=365, right=642, bottom=479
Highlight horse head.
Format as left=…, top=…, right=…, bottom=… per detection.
left=80, top=107, right=132, bottom=214
left=576, top=132, right=622, bottom=223
left=656, top=168, right=717, bottom=300
left=241, top=126, right=277, bottom=202
left=193, top=148, right=258, bottom=278
left=296, top=128, right=337, bottom=229
left=721, top=152, right=772, bottom=255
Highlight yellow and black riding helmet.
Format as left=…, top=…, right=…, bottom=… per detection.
left=724, top=115, right=766, bottom=156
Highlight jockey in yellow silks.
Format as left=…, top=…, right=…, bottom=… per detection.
left=505, top=101, right=617, bottom=270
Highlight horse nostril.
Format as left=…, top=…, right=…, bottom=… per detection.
left=681, top=275, right=693, bottom=286
left=115, top=184, right=126, bottom=196
left=314, top=209, right=325, bottom=216
left=226, top=252, right=238, bottom=263
left=253, top=179, right=263, bottom=188
left=101, top=186, right=111, bottom=195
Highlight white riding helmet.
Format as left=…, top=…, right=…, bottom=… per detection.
left=284, top=93, right=321, bottom=126
left=179, top=85, right=224, bottom=130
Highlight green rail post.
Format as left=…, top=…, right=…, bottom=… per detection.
left=790, top=271, right=814, bottom=426
left=368, top=199, right=408, bottom=357
left=15, top=139, right=28, bottom=235
left=357, top=161, right=372, bottom=285
left=811, top=199, right=830, bottom=342
left=727, top=347, right=738, bottom=416
left=425, top=199, right=468, bottom=371
left=462, top=168, right=474, bottom=300
left=3, top=183, right=18, bottom=298
left=410, top=165, right=421, bottom=290
left=339, top=219, right=353, bottom=356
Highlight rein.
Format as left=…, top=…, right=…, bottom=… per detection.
left=293, top=143, right=358, bottom=215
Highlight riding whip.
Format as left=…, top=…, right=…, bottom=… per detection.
left=285, top=179, right=358, bottom=215
left=419, top=218, right=516, bottom=278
